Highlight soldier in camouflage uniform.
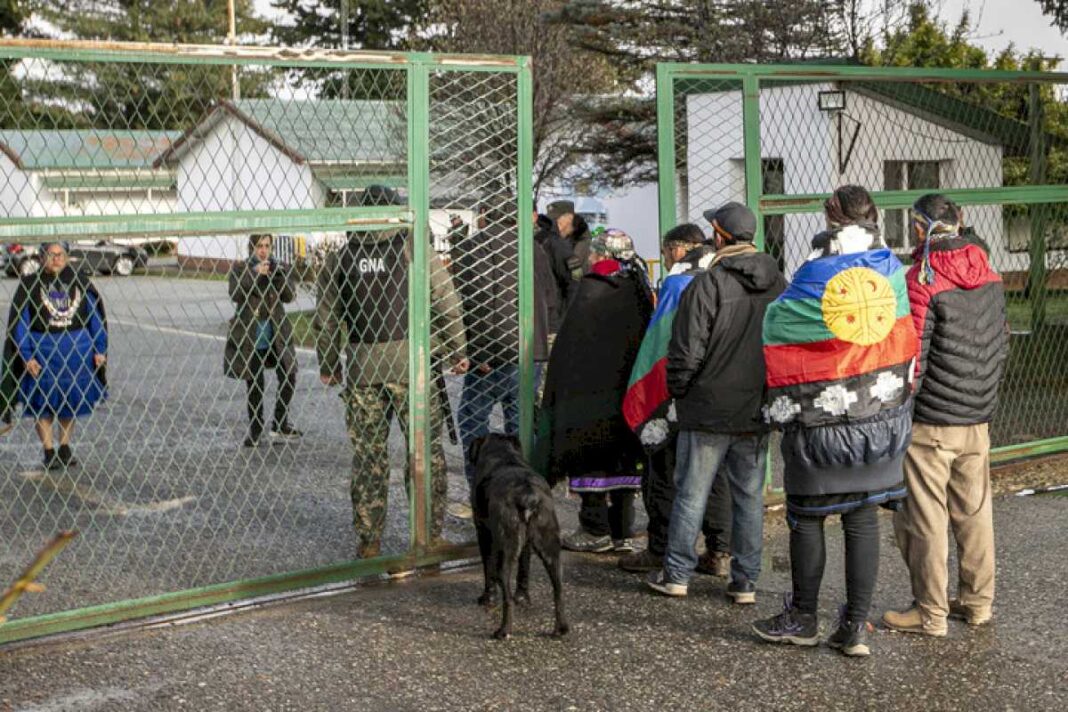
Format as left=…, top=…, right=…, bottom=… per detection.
left=316, top=186, right=468, bottom=558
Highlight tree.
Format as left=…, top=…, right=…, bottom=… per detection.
left=271, top=0, right=424, bottom=100
left=411, top=0, right=619, bottom=194
left=1037, top=0, right=1068, bottom=32
left=0, top=0, right=26, bottom=36
left=28, top=1, right=269, bottom=130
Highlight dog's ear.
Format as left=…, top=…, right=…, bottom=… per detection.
left=467, top=436, right=486, bottom=466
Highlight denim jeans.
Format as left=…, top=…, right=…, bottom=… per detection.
left=459, top=363, right=545, bottom=487
left=664, top=430, right=768, bottom=585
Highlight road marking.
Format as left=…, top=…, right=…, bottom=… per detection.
left=110, top=317, right=318, bottom=356
left=20, top=470, right=196, bottom=517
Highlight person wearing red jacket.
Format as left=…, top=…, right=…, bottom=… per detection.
left=884, top=194, right=1009, bottom=637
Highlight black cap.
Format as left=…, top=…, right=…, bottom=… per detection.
left=359, top=184, right=404, bottom=207
left=702, top=202, right=757, bottom=241
left=546, top=200, right=575, bottom=220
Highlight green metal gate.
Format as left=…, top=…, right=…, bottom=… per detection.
left=0, top=39, right=533, bottom=643
left=656, top=62, right=1068, bottom=470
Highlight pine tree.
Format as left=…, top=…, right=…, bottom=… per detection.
left=29, top=0, right=269, bottom=130
left=1037, top=0, right=1068, bottom=32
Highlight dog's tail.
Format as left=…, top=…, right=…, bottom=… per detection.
left=516, top=485, right=542, bottom=524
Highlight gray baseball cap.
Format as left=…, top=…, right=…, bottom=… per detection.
left=702, top=202, right=757, bottom=241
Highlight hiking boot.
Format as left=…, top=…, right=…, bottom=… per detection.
left=57, top=444, right=78, bottom=468
left=696, top=550, right=731, bottom=577
left=726, top=578, right=757, bottom=605
left=645, top=569, right=688, bottom=598
left=882, top=606, right=947, bottom=637
left=561, top=529, right=613, bottom=553
left=618, top=548, right=663, bottom=573
left=357, top=539, right=381, bottom=559
left=752, top=594, right=819, bottom=646
left=827, top=605, right=872, bottom=657
left=270, top=423, right=303, bottom=442
left=613, top=538, right=636, bottom=553
left=43, top=448, right=61, bottom=471
left=949, top=599, right=992, bottom=627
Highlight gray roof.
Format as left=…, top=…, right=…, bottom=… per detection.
left=154, top=98, right=406, bottom=168
left=0, top=130, right=179, bottom=170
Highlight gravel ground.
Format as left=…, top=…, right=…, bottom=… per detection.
left=1, top=472, right=1065, bottom=711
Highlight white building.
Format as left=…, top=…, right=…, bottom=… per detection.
left=154, top=99, right=406, bottom=269
left=685, top=82, right=1059, bottom=277
left=0, top=130, right=177, bottom=224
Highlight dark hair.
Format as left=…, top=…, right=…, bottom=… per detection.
left=912, top=193, right=962, bottom=227
left=663, top=223, right=705, bottom=247
left=824, top=185, right=878, bottom=228
left=248, top=233, right=272, bottom=254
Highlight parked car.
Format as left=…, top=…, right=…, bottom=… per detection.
left=6, top=241, right=149, bottom=277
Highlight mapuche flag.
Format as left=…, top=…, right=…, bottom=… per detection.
left=762, top=248, right=919, bottom=427
left=622, top=271, right=695, bottom=452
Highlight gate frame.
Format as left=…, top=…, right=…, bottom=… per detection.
left=0, top=38, right=534, bottom=644
left=655, top=62, right=1068, bottom=469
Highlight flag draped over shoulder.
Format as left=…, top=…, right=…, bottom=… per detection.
left=763, top=249, right=918, bottom=427
left=621, top=271, right=695, bottom=452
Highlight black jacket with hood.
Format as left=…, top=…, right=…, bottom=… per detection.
left=667, top=246, right=786, bottom=433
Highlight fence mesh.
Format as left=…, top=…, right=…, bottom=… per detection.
left=663, top=66, right=1068, bottom=476
left=0, top=43, right=530, bottom=630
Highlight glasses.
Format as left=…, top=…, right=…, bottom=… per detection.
left=46, top=251, right=66, bottom=259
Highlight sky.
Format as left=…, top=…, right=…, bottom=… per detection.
left=939, top=0, right=1068, bottom=60
left=253, top=0, right=1067, bottom=62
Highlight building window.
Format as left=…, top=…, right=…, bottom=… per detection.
left=884, top=160, right=941, bottom=249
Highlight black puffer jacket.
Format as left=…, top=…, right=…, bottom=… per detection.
left=667, top=246, right=786, bottom=433
left=906, top=234, right=1009, bottom=425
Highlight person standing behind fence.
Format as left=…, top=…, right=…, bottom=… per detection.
left=884, top=194, right=1009, bottom=637
left=619, top=223, right=733, bottom=576
left=316, top=185, right=469, bottom=558
left=225, top=234, right=301, bottom=447
left=752, top=185, right=917, bottom=657
left=452, top=202, right=555, bottom=492
left=646, top=203, right=785, bottom=602
left=5, top=242, right=107, bottom=470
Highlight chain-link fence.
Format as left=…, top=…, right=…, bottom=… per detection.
left=656, top=63, right=1068, bottom=485
left=0, top=40, right=533, bottom=643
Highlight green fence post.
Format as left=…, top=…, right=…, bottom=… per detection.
left=741, top=71, right=764, bottom=251
left=1028, top=83, right=1049, bottom=334
left=517, top=59, right=535, bottom=456
left=407, top=55, right=433, bottom=551
left=656, top=63, right=678, bottom=247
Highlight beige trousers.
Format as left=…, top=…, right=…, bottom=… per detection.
left=893, top=422, right=995, bottom=620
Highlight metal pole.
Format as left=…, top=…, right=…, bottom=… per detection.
left=517, top=60, right=535, bottom=457
left=741, top=71, right=764, bottom=250
left=406, top=56, right=433, bottom=551
left=655, top=63, right=678, bottom=247
left=1028, top=82, right=1048, bottom=333
left=227, top=0, right=239, bottom=100
left=340, top=0, right=350, bottom=99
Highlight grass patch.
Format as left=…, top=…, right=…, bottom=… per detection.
left=1005, top=292, right=1068, bottom=331
left=993, top=324, right=1068, bottom=447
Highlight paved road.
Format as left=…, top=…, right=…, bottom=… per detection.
left=1, top=491, right=1065, bottom=711
left=0, top=273, right=497, bottom=618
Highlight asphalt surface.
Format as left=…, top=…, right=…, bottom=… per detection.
left=0, top=272, right=491, bottom=617
left=1, top=490, right=1066, bottom=711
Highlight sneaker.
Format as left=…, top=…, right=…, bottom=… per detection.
left=561, top=529, right=613, bottom=553
left=57, top=444, right=78, bottom=468
left=882, top=606, right=947, bottom=637
left=618, top=548, right=663, bottom=573
left=243, top=433, right=260, bottom=448
left=696, top=550, right=731, bottom=578
left=827, top=605, right=872, bottom=657
left=270, top=423, right=303, bottom=442
left=645, top=569, right=688, bottom=597
left=752, top=594, right=819, bottom=646
left=948, top=599, right=992, bottom=627
left=726, top=578, right=757, bottom=605
left=447, top=501, right=474, bottom=519
left=613, top=538, right=636, bottom=553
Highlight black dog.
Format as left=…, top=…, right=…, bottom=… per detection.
left=468, top=434, right=569, bottom=640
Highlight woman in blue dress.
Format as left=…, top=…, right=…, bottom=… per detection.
left=6, top=242, right=108, bottom=469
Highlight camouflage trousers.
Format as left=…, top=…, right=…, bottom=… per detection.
left=345, top=382, right=447, bottom=552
